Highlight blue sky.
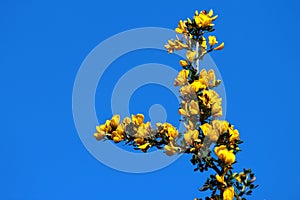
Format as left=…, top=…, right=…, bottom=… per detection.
left=1, top=0, right=300, bottom=199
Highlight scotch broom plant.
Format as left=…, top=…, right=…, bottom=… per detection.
left=94, top=6, right=257, bottom=200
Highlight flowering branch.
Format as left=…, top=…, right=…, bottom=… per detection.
left=94, top=7, right=257, bottom=200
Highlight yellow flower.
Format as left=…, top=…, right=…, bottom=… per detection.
left=216, top=174, right=227, bottom=186
left=179, top=60, right=189, bottom=67
left=200, top=120, right=232, bottom=142
left=189, top=100, right=199, bottom=115
left=164, top=39, right=188, bottom=53
left=208, top=35, right=218, bottom=46
left=184, top=120, right=194, bottom=131
left=223, top=186, right=234, bottom=200
left=211, top=121, right=239, bottom=143
left=200, top=123, right=211, bottom=136
left=95, top=125, right=104, bottom=133
left=228, top=125, right=240, bottom=143
left=200, top=123, right=219, bottom=142
left=186, top=50, right=196, bottom=62
left=199, top=69, right=220, bottom=88
left=138, top=143, right=150, bottom=152
left=199, top=90, right=222, bottom=110
left=174, top=69, right=189, bottom=86
left=200, top=36, right=207, bottom=50
left=94, top=132, right=106, bottom=141
left=184, top=130, right=199, bottom=145
left=194, top=9, right=218, bottom=28
left=123, top=117, right=131, bottom=125
left=199, top=90, right=211, bottom=107
left=174, top=40, right=188, bottom=50
left=164, top=44, right=173, bottom=54
left=214, top=42, right=225, bottom=50
left=159, top=123, right=178, bottom=141
left=167, top=128, right=178, bottom=141
left=190, top=69, right=220, bottom=91
left=214, top=145, right=236, bottom=165
left=212, top=101, right=223, bottom=118
left=207, top=69, right=217, bottom=87
left=96, top=120, right=112, bottom=133
left=110, top=114, right=120, bottom=129
left=178, top=101, right=189, bottom=117
left=212, top=120, right=229, bottom=135
left=179, top=100, right=199, bottom=117
left=111, top=124, right=126, bottom=143
left=198, top=90, right=222, bottom=118
left=136, top=121, right=151, bottom=138
left=208, top=9, right=215, bottom=17
left=95, top=117, right=121, bottom=140
left=164, top=142, right=177, bottom=156
left=190, top=79, right=207, bottom=92
left=179, top=85, right=195, bottom=96
left=175, top=20, right=187, bottom=34
left=131, top=114, right=144, bottom=126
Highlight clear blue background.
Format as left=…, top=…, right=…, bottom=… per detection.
left=2, top=0, right=300, bottom=199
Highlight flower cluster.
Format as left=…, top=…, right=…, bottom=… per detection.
left=165, top=9, right=224, bottom=65
left=94, top=8, right=257, bottom=200
left=95, top=113, right=182, bottom=153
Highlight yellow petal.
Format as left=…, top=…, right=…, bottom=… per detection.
left=180, top=85, right=194, bottom=96
left=131, top=114, right=144, bottom=125
left=229, top=128, right=240, bottom=142
left=186, top=50, right=196, bottom=62
left=225, top=151, right=236, bottom=164
left=200, top=37, right=207, bottom=49
left=175, top=28, right=183, bottom=34
left=208, top=35, right=218, bottom=46
left=174, top=40, right=188, bottom=49
left=95, top=125, right=102, bottom=133
left=214, top=42, right=224, bottom=50
left=123, top=117, right=131, bottom=125
left=223, top=186, right=234, bottom=200
left=179, top=60, right=189, bottom=67
left=94, top=132, right=106, bottom=141
left=216, top=174, right=227, bottom=186
left=164, top=143, right=177, bottom=156
left=211, top=15, right=218, bottom=21
left=178, top=104, right=189, bottom=116
left=208, top=9, right=214, bottom=17
left=184, top=130, right=199, bottom=145
left=189, top=100, right=199, bottom=115
left=214, top=145, right=227, bottom=160
left=194, top=15, right=201, bottom=26
left=111, top=131, right=124, bottom=143
left=211, top=102, right=223, bottom=118
left=199, top=69, right=208, bottom=77
left=174, top=69, right=189, bottom=86
left=138, top=143, right=150, bottom=151
left=200, top=123, right=211, bottom=136
left=115, top=124, right=125, bottom=135
left=111, top=114, right=120, bottom=128
left=167, top=126, right=178, bottom=141
left=168, top=40, right=175, bottom=46
left=190, top=79, right=206, bottom=92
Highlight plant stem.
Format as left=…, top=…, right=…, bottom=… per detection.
left=195, top=40, right=199, bottom=73
left=210, top=160, right=222, bottom=175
